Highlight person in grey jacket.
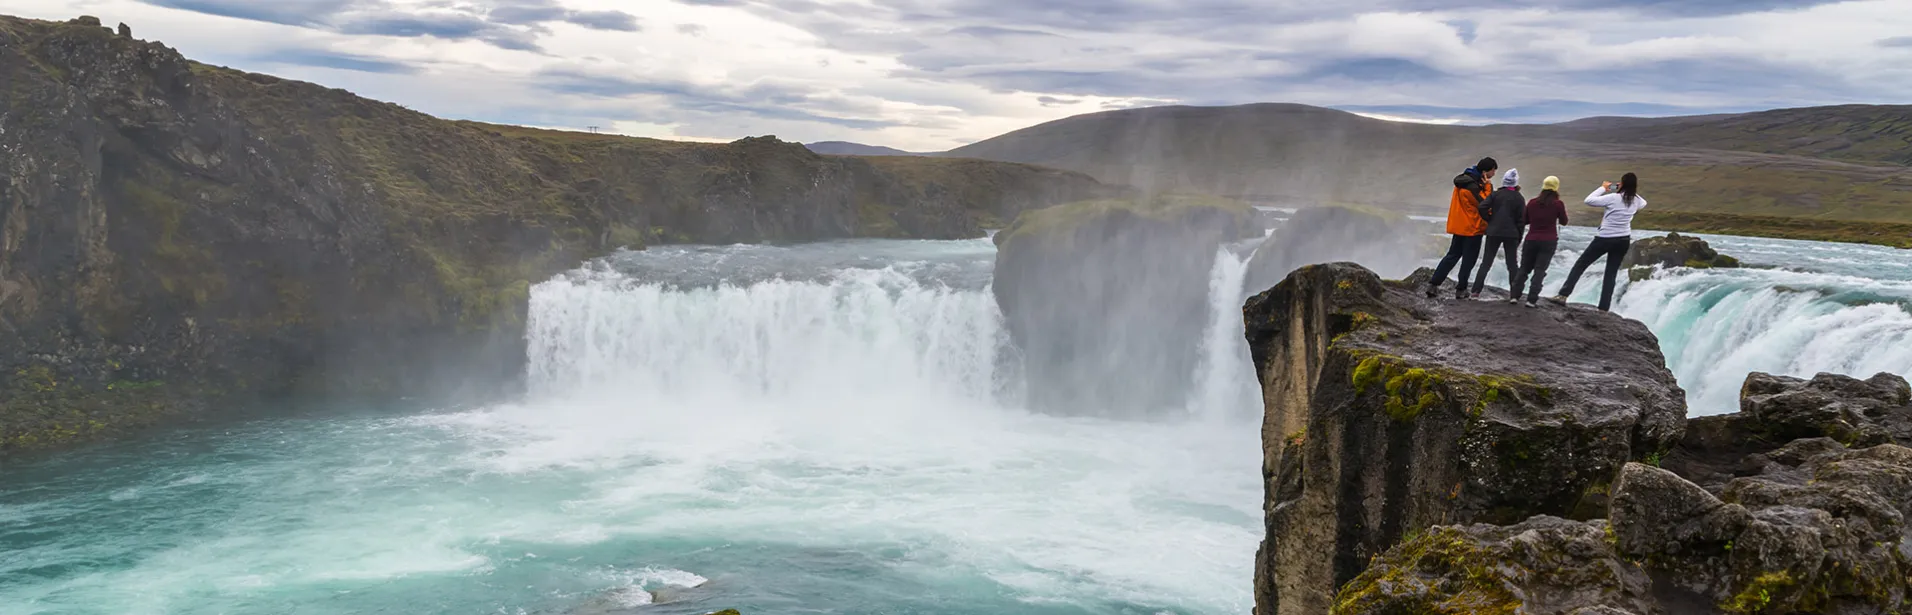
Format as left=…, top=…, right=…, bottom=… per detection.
left=1471, top=168, right=1526, bottom=299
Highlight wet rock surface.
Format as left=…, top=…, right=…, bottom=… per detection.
left=992, top=195, right=1253, bottom=417
left=1243, top=263, right=1685, bottom=615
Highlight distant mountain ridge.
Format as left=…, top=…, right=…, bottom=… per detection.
left=805, top=141, right=923, bottom=156
left=934, top=103, right=1912, bottom=243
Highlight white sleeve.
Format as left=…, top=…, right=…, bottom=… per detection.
left=1585, top=187, right=1620, bottom=208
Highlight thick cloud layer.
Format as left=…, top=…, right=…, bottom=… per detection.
left=2, top=0, right=1906, bottom=150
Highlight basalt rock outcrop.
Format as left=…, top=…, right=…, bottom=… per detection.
left=1331, top=515, right=1657, bottom=615
left=992, top=195, right=1253, bottom=417
left=1243, top=262, right=1686, bottom=615
left=1664, top=372, right=1912, bottom=493
left=1240, top=205, right=1429, bottom=296
left=1249, top=262, right=1912, bottom=615
left=0, top=14, right=1113, bottom=451
left=1624, top=232, right=1742, bottom=270
left=1612, top=443, right=1912, bottom=614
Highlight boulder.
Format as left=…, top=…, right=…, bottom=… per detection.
left=1331, top=516, right=1659, bottom=615
left=1662, top=372, right=1912, bottom=492
left=1243, top=262, right=1685, bottom=615
left=1622, top=232, right=1741, bottom=270
left=992, top=195, right=1254, bottom=417
left=1611, top=448, right=1912, bottom=614
left=1240, top=205, right=1430, bottom=295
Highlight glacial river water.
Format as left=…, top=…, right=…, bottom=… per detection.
left=3, top=223, right=1908, bottom=614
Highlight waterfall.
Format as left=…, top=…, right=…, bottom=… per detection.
left=525, top=252, right=1010, bottom=410
left=1616, top=266, right=1912, bottom=415
left=1190, top=244, right=1265, bottom=423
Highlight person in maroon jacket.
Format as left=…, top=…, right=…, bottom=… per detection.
left=1513, top=176, right=1569, bottom=307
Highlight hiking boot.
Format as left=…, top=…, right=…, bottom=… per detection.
left=1548, top=295, right=1569, bottom=305
left=1425, top=286, right=1439, bottom=299
left=1525, top=300, right=1538, bottom=308
left=1507, top=296, right=1520, bottom=305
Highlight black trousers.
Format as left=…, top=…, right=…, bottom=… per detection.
left=1514, top=240, right=1558, bottom=303
left=1557, top=236, right=1632, bottom=311
left=1428, top=235, right=1484, bottom=296
left=1472, top=235, right=1520, bottom=295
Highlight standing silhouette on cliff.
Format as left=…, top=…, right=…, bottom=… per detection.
left=1473, top=168, right=1526, bottom=301
left=1552, top=173, right=1646, bottom=311
left=1514, top=176, right=1569, bottom=308
left=1426, top=157, right=1497, bottom=300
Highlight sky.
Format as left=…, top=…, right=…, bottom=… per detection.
left=4, top=0, right=1910, bottom=151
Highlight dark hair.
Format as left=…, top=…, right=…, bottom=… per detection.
left=1476, top=157, right=1498, bottom=173
left=1540, top=189, right=1560, bottom=203
left=1620, top=172, right=1639, bottom=206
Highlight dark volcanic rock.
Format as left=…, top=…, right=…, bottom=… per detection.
left=1240, top=205, right=1428, bottom=296
left=1613, top=448, right=1912, bottom=614
left=1332, top=516, right=1660, bottom=615
left=1243, top=262, right=1685, bottom=615
left=0, top=14, right=1112, bottom=451
left=1662, top=372, right=1912, bottom=492
left=992, top=195, right=1253, bottom=417
left=1623, top=232, right=1741, bottom=270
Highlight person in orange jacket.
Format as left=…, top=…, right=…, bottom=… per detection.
left=1425, top=157, right=1496, bottom=299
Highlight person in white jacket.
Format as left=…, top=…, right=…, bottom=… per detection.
left=1550, top=173, right=1645, bottom=311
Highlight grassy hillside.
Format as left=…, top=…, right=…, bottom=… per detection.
left=943, top=104, right=1912, bottom=246
left=1502, top=105, right=1912, bottom=167
left=0, top=13, right=1113, bottom=452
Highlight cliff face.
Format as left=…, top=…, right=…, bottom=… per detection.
left=1249, top=262, right=1912, bottom=614
left=991, top=195, right=1253, bottom=417
left=0, top=15, right=1113, bottom=451
left=1243, top=263, right=1686, bottom=615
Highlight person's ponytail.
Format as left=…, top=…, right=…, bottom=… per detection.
left=1620, top=172, right=1639, bottom=206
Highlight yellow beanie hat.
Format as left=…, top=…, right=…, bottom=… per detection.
left=1542, top=176, right=1561, bottom=192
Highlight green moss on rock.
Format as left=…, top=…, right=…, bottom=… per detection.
left=1331, top=526, right=1522, bottom=615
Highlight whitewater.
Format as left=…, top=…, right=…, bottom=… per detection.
left=2, top=221, right=1907, bottom=614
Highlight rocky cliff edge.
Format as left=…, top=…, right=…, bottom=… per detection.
left=1243, top=262, right=1686, bottom=614
left=1247, top=262, right=1912, bottom=614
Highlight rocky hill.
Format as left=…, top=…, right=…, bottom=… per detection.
left=0, top=14, right=1114, bottom=451
left=804, top=141, right=922, bottom=157
left=943, top=104, right=1912, bottom=247
left=1245, top=262, right=1912, bottom=614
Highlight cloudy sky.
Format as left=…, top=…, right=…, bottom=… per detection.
left=5, top=0, right=1910, bottom=151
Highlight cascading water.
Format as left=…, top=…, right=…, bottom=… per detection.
left=1547, top=227, right=1912, bottom=416
left=445, top=239, right=1266, bottom=613
left=1190, top=242, right=1267, bottom=424
left=8, top=221, right=1910, bottom=615
left=525, top=260, right=1006, bottom=406
left=1616, top=267, right=1912, bottom=415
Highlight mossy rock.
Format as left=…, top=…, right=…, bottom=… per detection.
left=1331, top=516, right=1655, bottom=615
